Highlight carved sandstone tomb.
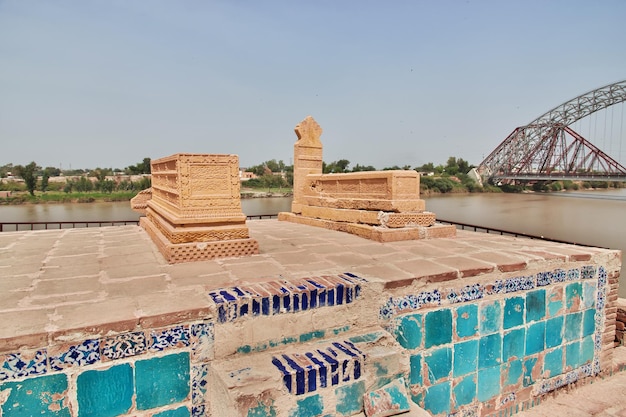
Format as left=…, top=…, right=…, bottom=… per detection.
left=279, top=116, right=456, bottom=242
left=136, top=153, right=259, bottom=263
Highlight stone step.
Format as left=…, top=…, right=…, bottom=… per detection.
left=208, top=327, right=409, bottom=417
left=208, top=273, right=367, bottom=324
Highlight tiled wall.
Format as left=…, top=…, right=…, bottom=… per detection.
left=0, top=321, right=213, bottom=417
left=386, top=265, right=609, bottom=416
left=0, top=274, right=364, bottom=417
left=0, top=266, right=616, bottom=417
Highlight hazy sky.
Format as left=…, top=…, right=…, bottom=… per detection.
left=1, top=1, right=625, bottom=171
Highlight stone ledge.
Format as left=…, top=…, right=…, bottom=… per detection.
left=278, top=212, right=456, bottom=243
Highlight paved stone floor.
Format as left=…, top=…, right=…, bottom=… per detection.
left=0, top=220, right=612, bottom=349
left=515, top=347, right=626, bottom=417
left=0, top=220, right=623, bottom=417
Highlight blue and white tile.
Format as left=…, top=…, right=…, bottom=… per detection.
left=192, top=363, right=210, bottom=405
left=0, top=350, right=47, bottom=381
left=190, top=322, right=215, bottom=362
left=101, top=331, right=146, bottom=360
left=49, top=339, right=99, bottom=371
left=149, top=325, right=190, bottom=351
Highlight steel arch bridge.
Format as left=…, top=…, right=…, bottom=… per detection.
left=479, top=80, right=626, bottom=185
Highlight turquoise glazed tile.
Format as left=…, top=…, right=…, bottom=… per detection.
left=581, top=336, right=594, bottom=364
left=424, top=381, right=451, bottom=415
left=546, top=287, right=564, bottom=318
left=583, top=309, right=596, bottom=337
left=425, top=347, right=452, bottom=383
left=503, top=296, right=524, bottom=329
left=522, top=357, right=538, bottom=387
left=566, top=342, right=581, bottom=370
left=583, top=281, right=597, bottom=309
left=503, top=359, right=523, bottom=387
left=292, top=394, right=323, bottom=417
left=410, top=391, right=424, bottom=409
left=543, top=347, right=563, bottom=378
left=564, top=312, right=582, bottom=342
left=525, top=321, right=545, bottom=356
left=424, top=309, right=452, bottom=348
left=503, top=328, right=525, bottom=362
left=1, top=373, right=70, bottom=417
left=453, top=374, right=476, bottom=408
left=479, top=300, right=501, bottom=334
left=477, top=366, right=500, bottom=402
left=363, top=378, right=410, bottom=417
left=394, top=313, right=423, bottom=349
left=453, top=339, right=478, bottom=377
left=410, top=354, right=422, bottom=385
left=566, top=282, right=583, bottom=311
left=154, top=407, right=190, bottom=417
left=77, top=363, right=133, bottom=417
left=136, top=352, right=190, bottom=410
left=545, top=316, right=564, bottom=349
left=479, top=333, right=501, bottom=369
left=525, top=289, right=546, bottom=322
left=455, top=304, right=478, bottom=339
left=335, top=381, right=365, bottom=416
left=247, top=399, right=277, bottom=417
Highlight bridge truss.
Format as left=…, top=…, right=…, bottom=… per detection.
left=480, top=80, right=626, bottom=184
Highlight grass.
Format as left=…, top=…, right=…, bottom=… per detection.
left=0, top=191, right=138, bottom=205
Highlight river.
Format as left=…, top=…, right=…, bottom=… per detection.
left=426, top=189, right=626, bottom=297
left=1, top=192, right=624, bottom=296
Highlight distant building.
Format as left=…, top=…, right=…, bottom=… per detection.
left=239, top=170, right=257, bottom=181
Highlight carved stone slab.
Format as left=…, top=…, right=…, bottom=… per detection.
left=281, top=116, right=456, bottom=242
left=138, top=153, right=259, bottom=263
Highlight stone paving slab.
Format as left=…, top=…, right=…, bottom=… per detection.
left=0, top=220, right=621, bottom=353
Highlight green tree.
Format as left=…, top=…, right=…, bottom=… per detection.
left=15, top=162, right=39, bottom=196
left=0, top=163, right=14, bottom=178
left=74, top=176, right=94, bottom=192
left=43, top=166, right=61, bottom=177
left=351, top=164, right=376, bottom=172
left=323, top=159, right=350, bottom=173
left=416, top=162, right=435, bottom=172
left=40, top=169, right=50, bottom=192
left=125, top=158, right=151, bottom=175
left=100, top=179, right=115, bottom=193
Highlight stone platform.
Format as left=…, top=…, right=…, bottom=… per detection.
left=0, top=220, right=622, bottom=417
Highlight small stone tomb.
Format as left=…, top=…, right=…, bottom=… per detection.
left=279, top=116, right=456, bottom=242
left=135, top=153, right=259, bottom=263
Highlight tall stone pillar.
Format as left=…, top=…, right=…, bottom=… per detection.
left=292, top=116, right=323, bottom=214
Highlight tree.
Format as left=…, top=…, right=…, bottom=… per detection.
left=40, top=169, right=50, bottom=192
left=351, top=164, right=376, bottom=172
left=43, top=166, right=61, bottom=177
left=323, top=159, right=350, bottom=173
left=416, top=162, right=435, bottom=172
left=15, top=162, right=39, bottom=196
left=100, top=179, right=115, bottom=193
left=125, top=158, right=151, bottom=175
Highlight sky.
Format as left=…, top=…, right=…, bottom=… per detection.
left=1, top=0, right=625, bottom=171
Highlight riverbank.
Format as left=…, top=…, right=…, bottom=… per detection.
left=0, top=189, right=293, bottom=205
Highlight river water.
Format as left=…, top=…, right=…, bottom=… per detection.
left=1, top=192, right=624, bottom=296
left=426, top=189, right=626, bottom=297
